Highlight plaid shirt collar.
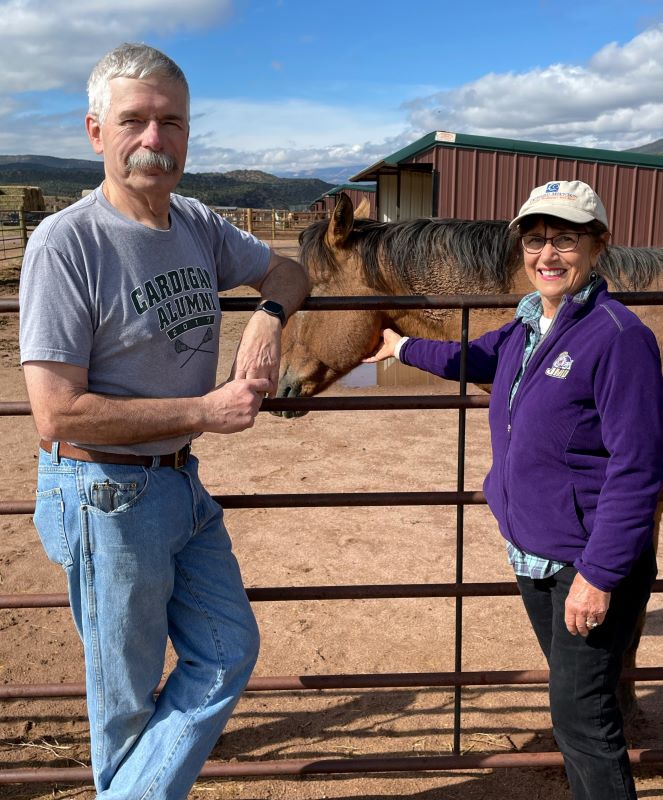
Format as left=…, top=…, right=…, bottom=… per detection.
left=515, top=275, right=602, bottom=329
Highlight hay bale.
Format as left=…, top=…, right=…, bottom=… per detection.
left=0, top=185, right=46, bottom=211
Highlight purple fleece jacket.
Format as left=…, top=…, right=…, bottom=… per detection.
left=400, top=282, right=663, bottom=591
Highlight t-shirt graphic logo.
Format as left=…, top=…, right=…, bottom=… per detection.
left=546, top=182, right=560, bottom=193
left=174, top=326, right=214, bottom=367
left=545, top=351, right=573, bottom=379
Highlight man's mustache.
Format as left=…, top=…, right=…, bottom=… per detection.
left=126, top=150, right=178, bottom=174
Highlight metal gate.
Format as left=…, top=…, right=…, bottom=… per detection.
left=1, top=291, right=663, bottom=788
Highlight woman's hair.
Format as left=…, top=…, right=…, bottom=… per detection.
left=87, top=43, right=190, bottom=124
left=516, top=213, right=609, bottom=239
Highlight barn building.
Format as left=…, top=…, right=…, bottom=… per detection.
left=349, top=131, right=663, bottom=246
left=310, top=183, right=377, bottom=219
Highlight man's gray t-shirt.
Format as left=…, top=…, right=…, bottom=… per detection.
left=19, top=186, right=271, bottom=455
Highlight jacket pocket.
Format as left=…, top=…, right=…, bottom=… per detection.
left=33, top=487, right=74, bottom=568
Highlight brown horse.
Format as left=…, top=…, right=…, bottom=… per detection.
left=277, top=192, right=663, bottom=724
left=278, top=193, right=663, bottom=406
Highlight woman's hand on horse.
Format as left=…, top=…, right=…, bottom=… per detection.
left=363, top=328, right=404, bottom=363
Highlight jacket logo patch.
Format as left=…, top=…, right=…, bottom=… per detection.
left=545, top=351, right=573, bottom=379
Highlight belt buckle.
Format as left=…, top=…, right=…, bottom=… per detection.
left=174, top=443, right=190, bottom=470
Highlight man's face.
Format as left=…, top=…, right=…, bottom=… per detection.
left=86, top=75, right=189, bottom=203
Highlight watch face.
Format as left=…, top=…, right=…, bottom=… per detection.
left=257, top=300, right=286, bottom=325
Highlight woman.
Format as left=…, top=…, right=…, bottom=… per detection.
left=365, top=180, right=663, bottom=799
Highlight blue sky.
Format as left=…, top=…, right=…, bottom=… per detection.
left=1, top=0, right=663, bottom=177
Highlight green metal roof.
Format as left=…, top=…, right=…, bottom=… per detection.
left=350, top=131, right=663, bottom=182
left=311, top=182, right=376, bottom=204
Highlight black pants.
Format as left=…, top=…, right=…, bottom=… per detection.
left=516, top=546, right=657, bottom=800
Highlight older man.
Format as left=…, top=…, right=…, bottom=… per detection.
left=19, top=43, right=309, bottom=799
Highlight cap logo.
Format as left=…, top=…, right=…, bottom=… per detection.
left=546, top=183, right=560, bottom=193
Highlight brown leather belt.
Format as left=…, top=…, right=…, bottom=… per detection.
left=39, top=440, right=192, bottom=469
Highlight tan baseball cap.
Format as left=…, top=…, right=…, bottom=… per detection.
left=509, top=180, right=609, bottom=229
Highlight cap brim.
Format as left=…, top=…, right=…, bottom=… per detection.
left=509, top=204, right=597, bottom=230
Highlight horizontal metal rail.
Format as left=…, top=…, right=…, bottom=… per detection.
left=3, top=666, right=663, bottom=701
left=2, top=490, right=487, bottom=516
left=1, top=395, right=491, bottom=416
left=0, top=581, right=522, bottom=608
left=3, top=292, right=663, bottom=315
left=4, top=579, right=663, bottom=608
left=3, top=749, right=663, bottom=784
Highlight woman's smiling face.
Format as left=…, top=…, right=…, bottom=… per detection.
left=522, top=218, right=607, bottom=317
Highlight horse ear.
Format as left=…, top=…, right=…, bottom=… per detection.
left=354, top=197, right=371, bottom=219
left=326, top=192, right=355, bottom=249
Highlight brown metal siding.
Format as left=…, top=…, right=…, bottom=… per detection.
left=399, top=145, right=663, bottom=246
left=342, top=188, right=377, bottom=218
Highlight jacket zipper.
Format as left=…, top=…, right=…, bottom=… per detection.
left=501, top=297, right=568, bottom=548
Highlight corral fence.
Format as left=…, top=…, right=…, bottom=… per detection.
left=211, top=207, right=330, bottom=240
left=0, top=185, right=48, bottom=264
left=1, top=291, right=663, bottom=789
left=0, top=207, right=330, bottom=264
left=0, top=210, right=50, bottom=263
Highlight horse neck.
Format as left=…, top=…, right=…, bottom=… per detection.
left=389, top=307, right=517, bottom=342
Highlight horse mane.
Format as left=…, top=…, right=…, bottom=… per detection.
left=299, top=217, right=521, bottom=293
left=299, top=217, right=663, bottom=293
left=597, top=246, right=663, bottom=290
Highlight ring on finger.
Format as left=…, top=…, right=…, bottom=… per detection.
left=587, top=619, right=600, bottom=629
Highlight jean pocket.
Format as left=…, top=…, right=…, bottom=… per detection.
left=90, top=479, right=141, bottom=513
left=34, top=487, right=74, bottom=568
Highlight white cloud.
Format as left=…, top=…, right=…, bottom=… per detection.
left=406, top=24, right=663, bottom=151
left=0, top=0, right=232, bottom=92
left=1, top=11, right=663, bottom=175
left=184, top=96, right=415, bottom=172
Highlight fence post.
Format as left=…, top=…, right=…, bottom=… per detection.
left=18, top=211, right=28, bottom=251
left=271, top=209, right=276, bottom=240
left=246, top=208, right=253, bottom=235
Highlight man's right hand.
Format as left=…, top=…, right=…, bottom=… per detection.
left=202, top=377, right=271, bottom=433
left=23, top=361, right=272, bottom=444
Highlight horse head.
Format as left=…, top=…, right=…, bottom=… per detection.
left=276, top=193, right=390, bottom=417
left=275, top=193, right=663, bottom=420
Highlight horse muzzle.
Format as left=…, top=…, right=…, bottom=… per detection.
left=272, top=376, right=309, bottom=419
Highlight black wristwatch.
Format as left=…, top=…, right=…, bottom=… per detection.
left=255, top=300, right=286, bottom=327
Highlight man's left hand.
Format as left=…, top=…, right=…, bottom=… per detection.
left=564, top=572, right=611, bottom=637
left=230, top=310, right=281, bottom=394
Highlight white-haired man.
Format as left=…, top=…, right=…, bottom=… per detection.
left=19, top=42, right=309, bottom=798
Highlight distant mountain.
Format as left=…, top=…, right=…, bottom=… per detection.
left=0, top=155, right=335, bottom=209
left=276, top=165, right=368, bottom=185
left=0, top=154, right=105, bottom=171
left=626, top=138, right=663, bottom=156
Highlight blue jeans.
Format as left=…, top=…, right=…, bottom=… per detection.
left=516, top=546, right=656, bottom=800
left=34, top=444, right=260, bottom=799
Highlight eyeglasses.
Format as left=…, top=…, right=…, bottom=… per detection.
left=521, top=232, right=588, bottom=254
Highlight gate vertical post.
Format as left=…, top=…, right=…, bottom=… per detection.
left=452, top=306, right=470, bottom=754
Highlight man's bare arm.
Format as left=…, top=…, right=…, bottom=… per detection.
left=24, top=361, right=270, bottom=445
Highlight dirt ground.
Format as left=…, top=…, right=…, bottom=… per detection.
left=1, top=246, right=663, bottom=800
